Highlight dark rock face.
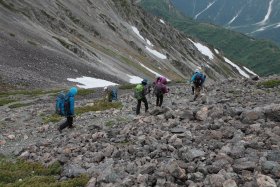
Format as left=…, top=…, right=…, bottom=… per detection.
left=0, top=77, right=280, bottom=186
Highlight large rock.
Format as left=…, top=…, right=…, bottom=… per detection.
left=233, top=160, right=256, bottom=173
left=179, top=110, right=194, bottom=120
left=241, top=109, right=264, bottom=124
left=167, top=162, right=187, bottom=180
left=62, top=164, right=87, bottom=177
left=256, top=174, right=277, bottom=187
left=223, top=179, right=237, bottom=187
left=209, top=174, right=226, bottom=187
left=195, top=107, right=208, bottom=121
left=184, top=149, right=205, bottom=161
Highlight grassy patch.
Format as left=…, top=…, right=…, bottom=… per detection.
left=119, top=84, right=136, bottom=90
left=43, top=114, right=62, bottom=124
left=76, top=100, right=122, bottom=115
left=105, top=120, right=115, bottom=127
left=257, top=80, right=280, bottom=88
left=0, top=89, right=63, bottom=98
left=0, top=98, right=17, bottom=106
left=8, top=102, right=32, bottom=109
left=0, top=157, right=89, bottom=187
left=77, top=89, right=95, bottom=96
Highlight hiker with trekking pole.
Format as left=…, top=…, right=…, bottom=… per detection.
left=154, top=76, right=169, bottom=107
left=190, top=68, right=206, bottom=101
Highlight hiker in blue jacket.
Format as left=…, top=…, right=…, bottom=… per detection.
left=190, top=69, right=206, bottom=101
left=58, top=87, right=78, bottom=133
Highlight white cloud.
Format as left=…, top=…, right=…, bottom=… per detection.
left=131, top=26, right=145, bottom=41
left=67, top=76, right=118, bottom=89
left=145, top=46, right=167, bottom=59
left=189, top=39, right=214, bottom=60
left=223, top=57, right=250, bottom=78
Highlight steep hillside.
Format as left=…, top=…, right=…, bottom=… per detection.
left=171, top=0, right=280, bottom=46
left=138, top=0, right=280, bottom=76
left=0, top=0, right=244, bottom=89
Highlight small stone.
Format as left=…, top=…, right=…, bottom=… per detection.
left=256, top=174, right=277, bottom=187
left=223, top=179, right=237, bottom=187
left=7, top=134, right=15, bottom=140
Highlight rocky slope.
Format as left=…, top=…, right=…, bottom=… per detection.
left=0, top=0, right=245, bottom=89
left=0, top=77, right=280, bottom=186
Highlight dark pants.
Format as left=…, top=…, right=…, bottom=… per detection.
left=156, top=94, right=163, bottom=107
left=59, top=116, right=73, bottom=131
left=136, top=97, right=148, bottom=115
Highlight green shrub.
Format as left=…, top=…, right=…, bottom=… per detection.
left=0, top=157, right=89, bottom=187
left=77, top=89, right=95, bottom=96
left=0, top=98, right=17, bottom=106
left=43, top=114, right=62, bottom=124
left=119, top=84, right=136, bottom=90
left=257, top=80, right=280, bottom=88
left=76, top=100, right=122, bottom=115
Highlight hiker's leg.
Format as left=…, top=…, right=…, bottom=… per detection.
left=159, top=95, right=163, bottom=107
left=136, top=99, right=141, bottom=115
left=194, top=86, right=201, bottom=100
left=59, top=117, right=69, bottom=131
left=143, top=97, right=148, bottom=112
left=192, top=86, right=194, bottom=95
left=68, top=117, right=74, bottom=128
left=156, top=95, right=159, bottom=106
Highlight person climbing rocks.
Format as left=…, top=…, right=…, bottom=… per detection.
left=190, top=69, right=206, bottom=101
left=134, top=79, right=149, bottom=115
left=58, top=87, right=78, bottom=133
left=103, top=86, right=118, bottom=102
left=154, top=77, right=169, bottom=107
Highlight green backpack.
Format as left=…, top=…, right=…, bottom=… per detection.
left=134, top=84, right=144, bottom=99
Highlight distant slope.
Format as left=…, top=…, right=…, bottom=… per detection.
left=171, top=0, right=280, bottom=46
left=138, top=0, right=280, bottom=76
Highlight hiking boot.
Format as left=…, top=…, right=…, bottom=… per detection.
left=58, top=127, right=62, bottom=133
left=68, top=125, right=75, bottom=129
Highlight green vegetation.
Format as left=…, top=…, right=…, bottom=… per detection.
left=119, top=83, right=136, bottom=90
left=257, top=79, right=280, bottom=88
left=76, top=100, right=122, bottom=115
left=8, top=102, right=32, bottom=109
left=0, top=157, right=89, bottom=187
left=105, top=117, right=128, bottom=127
left=77, top=89, right=95, bottom=96
left=0, top=89, right=63, bottom=97
left=0, top=98, right=17, bottom=106
left=43, top=114, right=62, bottom=124
left=139, top=0, right=280, bottom=76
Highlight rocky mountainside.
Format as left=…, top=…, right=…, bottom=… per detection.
left=171, top=0, right=280, bottom=46
left=0, top=0, right=246, bottom=89
left=1, top=77, right=280, bottom=186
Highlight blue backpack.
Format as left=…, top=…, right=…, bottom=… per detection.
left=194, top=73, right=205, bottom=86
left=55, top=92, right=70, bottom=116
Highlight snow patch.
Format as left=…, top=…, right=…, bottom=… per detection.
left=159, top=19, right=165, bottom=24
left=146, top=39, right=154, bottom=47
left=243, top=66, right=258, bottom=76
left=139, top=62, right=170, bottom=81
left=223, top=57, right=250, bottom=78
left=131, top=26, right=145, bottom=41
left=257, top=0, right=274, bottom=26
left=189, top=39, right=214, bottom=60
left=127, top=75, right=143, bottom=84
left=227, top=8, right=243, bottom=25
left=194, top=0, right=217, bottom=19
left=275, top=23, right=280, bottom=28
left=67, top=76, right=118, bottom=89
left=145, top=46, right=167, bottom=59
left=214, top=49, right=219, bottom=54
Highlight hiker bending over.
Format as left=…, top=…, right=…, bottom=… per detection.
left=103, top=86, right=118, bottom=102
left=134, top=79, right=149, bottom=115
left=190, top=69, right=206, bottom=101
left=154, top=77, right=169, bottom=107
left=57, top=87, right=78, bottom=133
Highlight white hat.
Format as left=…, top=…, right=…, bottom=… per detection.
left=195, top=69, right=200, bottom=73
